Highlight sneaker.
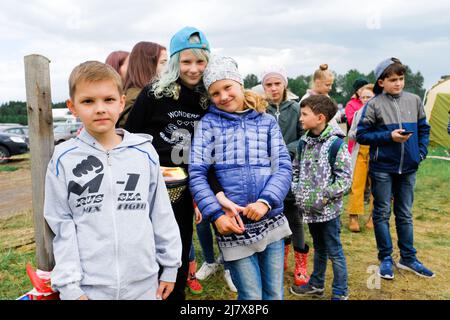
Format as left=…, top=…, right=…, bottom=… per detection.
left=223, top=269, right=237, bottom=292
left=331, top=294, right=348, bottom=300
left=289, top=283, right=324, bottom=297
left=186, top=277, right=203, bottom=295
left=196, top=262, right=220, bottom=280
left=397, top=259, right=435, bottom=278
left=379, top=256, right=394, bottom=280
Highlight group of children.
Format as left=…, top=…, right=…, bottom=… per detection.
left=43, top=26, right=435, bottom=301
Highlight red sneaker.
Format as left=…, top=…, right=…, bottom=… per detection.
left=186, top=276, right=203, bottom=295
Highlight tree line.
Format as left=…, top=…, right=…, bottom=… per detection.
left=1, top=66, right=425, bottom=124
left=0, top=101, right=66, bottom=125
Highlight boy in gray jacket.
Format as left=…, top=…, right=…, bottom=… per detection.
left=44, top=61, right=182, bottom=300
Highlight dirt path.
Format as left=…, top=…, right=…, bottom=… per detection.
left=0, top=157, right=32, bottom=219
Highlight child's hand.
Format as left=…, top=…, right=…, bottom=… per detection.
left=243, top=202, right=269, bottom=221
left=194, top=206, right=202, bottom=225
left=214, top=214, right=245, bottom=235
left=77, top=295, right=89, bottom=300
left=391, top=129, right=412, bottom=143
left=216, top=191, right=246, bottom=231
left=156, top=281, right=175, bottom=300
left=216, top=192, right=246, bottom=216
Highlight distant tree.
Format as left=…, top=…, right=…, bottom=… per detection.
left=333, top=69, right=367, bottom=105
left=404, top=66, right=426, bottom=99
left=53, top=102, right=67, bottom=108
left=287, top=75, right=311, bottom=99
left=243, top=74, right=259, bottom=89
left=0, top=101, right=70, bottom=124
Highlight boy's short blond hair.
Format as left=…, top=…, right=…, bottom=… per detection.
left=69, top=61, right=123, bottom=100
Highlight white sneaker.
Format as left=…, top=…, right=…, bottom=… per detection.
left=224, top=269, right=237, bottom=292
left=196, top=262, right=220, bottom=280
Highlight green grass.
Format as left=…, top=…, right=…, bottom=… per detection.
left=0, top=147, right=449, bottom=300
left=0, top=166, right=18, bottom=172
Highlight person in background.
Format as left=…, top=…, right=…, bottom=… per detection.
left=300, top=64, right=343, bottom=134
left=346, top=84, right=375, bottom=232
left=105, top=50, right=129, bottom=83
left=345, top=78, right=369, bottom=154
left=260, top=65, right=310, bottom=287
left=117, top=41, right=167, bottom=128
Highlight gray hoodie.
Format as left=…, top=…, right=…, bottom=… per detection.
left=44, top=128, right=182, bottom=300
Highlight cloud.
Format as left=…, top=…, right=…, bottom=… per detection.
left=1, top=0, right=449, bottom=103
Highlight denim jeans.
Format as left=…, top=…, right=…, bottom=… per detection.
left=370, top=170, right=417, bottom=263
left=196, top=218, right=216, bottom=264
left=224, top=239, right=284, bottom=300
left=308, top=217, right=348, bottom=296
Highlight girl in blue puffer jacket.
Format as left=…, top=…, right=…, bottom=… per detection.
left=189, top=56, right=293, bottom=300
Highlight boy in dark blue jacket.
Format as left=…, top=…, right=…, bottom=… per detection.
left=356, top=57, right=434, bottom=280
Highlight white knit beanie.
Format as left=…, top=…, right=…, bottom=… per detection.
left=260, top=65, right=288, bottom=86
left=203, top=55, right=243, bottom=90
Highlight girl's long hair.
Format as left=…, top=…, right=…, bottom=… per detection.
left=123, top=42, right=165, bottom=91
left=243, top=88, right=268, bottom=113
left=105, top=51, right=129, bottom=74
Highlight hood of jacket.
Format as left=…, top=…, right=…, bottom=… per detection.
left=76, top=128, right=153, bottom=151
left=303, top=123, right=345, bottom=144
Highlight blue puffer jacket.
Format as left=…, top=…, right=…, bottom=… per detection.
left=189, top=105, right=293, bottom=222
left=356, top=91, right=430, bottom=174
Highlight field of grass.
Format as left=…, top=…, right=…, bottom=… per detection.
left=0, top=147, right=449, bottom=300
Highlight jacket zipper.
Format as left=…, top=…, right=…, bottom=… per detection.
left=275, top=104, right=280, bottom=122
left=393, top=98, right=404, bottom=174
left=107, top=151, right=121, bottom=299
left=241, top=118, right=253, bottom=203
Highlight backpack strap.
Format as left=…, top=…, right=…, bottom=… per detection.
left=296, top=139, right=306, bottom=161
left=328, top=137, right=344, bottom=182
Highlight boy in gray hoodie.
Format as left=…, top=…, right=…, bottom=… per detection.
left=44, top=61, right=182, bottom=300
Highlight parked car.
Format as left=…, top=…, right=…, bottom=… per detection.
left=0, top=133, right=29, bottom=164
left=0, top=125, right=29, bottom=144
left=53, top=122, right=83, bottom=145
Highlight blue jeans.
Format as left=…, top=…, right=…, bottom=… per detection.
left=370, top=170, right=417, bottom=263
left=224, top=239, right=285, bottom=300
left=196, top=218, right=216, bottom=264
left=308, top=217, right=348, bottom=296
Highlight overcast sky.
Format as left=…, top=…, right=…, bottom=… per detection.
left=1, top=0, right=449, bottom=103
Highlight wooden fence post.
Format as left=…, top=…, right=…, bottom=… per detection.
left=24, top=54, right=55, bottom=271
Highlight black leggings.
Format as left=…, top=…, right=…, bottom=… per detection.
left=166, top=188, right=194, bottom=301
left=284, top=200, right=307, bottom=252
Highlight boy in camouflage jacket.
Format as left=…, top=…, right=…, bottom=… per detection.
left=290, top=95, right=352, bottom=300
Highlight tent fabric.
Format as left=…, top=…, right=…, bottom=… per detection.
left=424, top=78, right=450, bottom=149
left=429, top=93, right=450, bottom=148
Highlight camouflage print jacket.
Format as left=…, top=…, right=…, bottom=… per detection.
left=292, top=125, right=352, bottom=223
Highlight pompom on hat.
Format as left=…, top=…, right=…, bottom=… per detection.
left=203, top=55, right=243, bottom=90
left=260, top=65, right=288, bottom=86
